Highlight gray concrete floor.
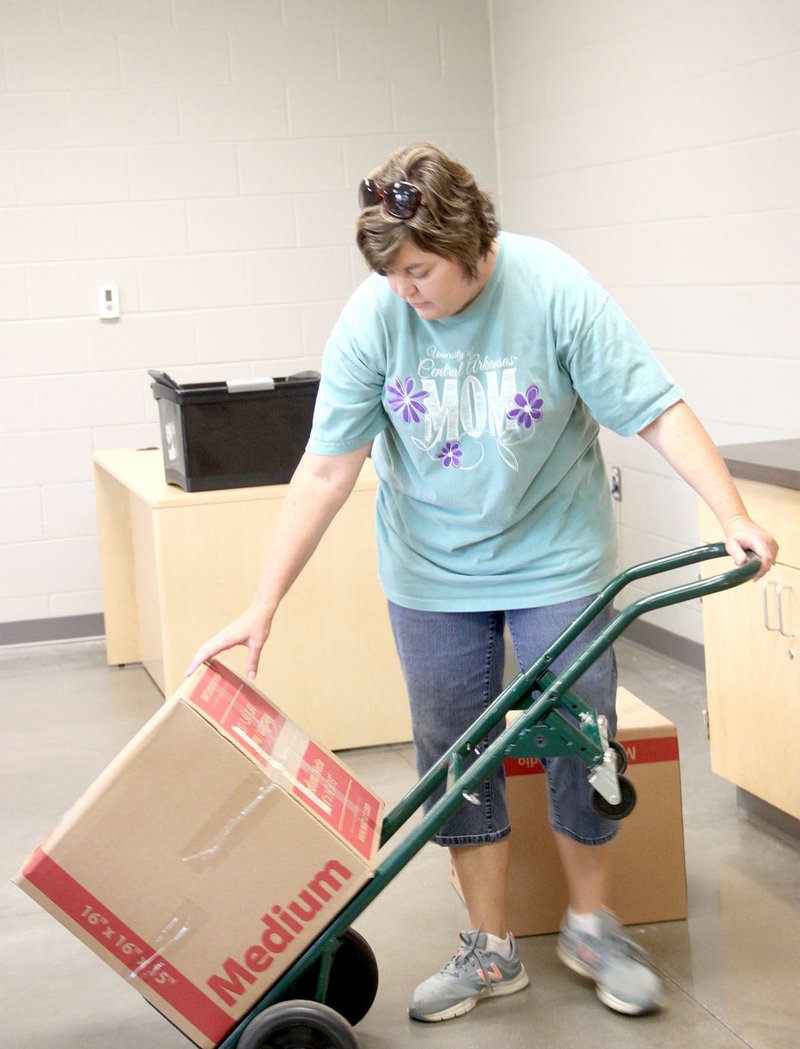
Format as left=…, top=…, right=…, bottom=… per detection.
left=1, top=637, right=798, bottom=1049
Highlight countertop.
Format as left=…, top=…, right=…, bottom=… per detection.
left=719, top=439, right=800, bottom=491
left=93, top=447, right=378, bottom=507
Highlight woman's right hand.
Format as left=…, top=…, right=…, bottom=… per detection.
left=185, top=605, right=272, bottom=681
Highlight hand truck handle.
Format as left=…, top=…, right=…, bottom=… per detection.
left=606, top=541, right=761, bottom=615
left=512, top=542, right=760, bottom=688
left=525, top=542, right=762, bottom=710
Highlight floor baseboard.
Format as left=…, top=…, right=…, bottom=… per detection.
left=0, top=614, right=105, bottom=647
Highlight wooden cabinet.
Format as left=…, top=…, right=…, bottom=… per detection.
left=94, top=448, right=412, bottom=751
left=699, top=477, right=800, bottom=819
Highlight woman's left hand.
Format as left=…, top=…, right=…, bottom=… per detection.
left=723, top=515, right=779, bottom=580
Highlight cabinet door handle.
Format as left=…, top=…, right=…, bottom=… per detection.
left=777, top=584, right=796, bottom=638
left=762, top=580, right=780, bottom=632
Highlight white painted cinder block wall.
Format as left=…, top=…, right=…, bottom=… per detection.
left=2, top=0, right=798, bottom=650
left=492, top=0, right=800, bottom=645
left=0, top=0, right=497, bottom=637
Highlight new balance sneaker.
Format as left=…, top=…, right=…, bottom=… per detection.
left=556, top=909, right=662, bottom=1014
left=408, top=930, right=529, bottom=1022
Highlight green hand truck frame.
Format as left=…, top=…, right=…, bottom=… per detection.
left=213, top=542, right=759, bottom=1049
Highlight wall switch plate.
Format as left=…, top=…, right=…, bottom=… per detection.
left=97, top=284, right=120, bottom=320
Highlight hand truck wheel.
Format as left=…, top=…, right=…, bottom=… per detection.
left=609, top=738, right=628, bottom=774
left=238, top=1000, right=359, bottom=1049
left=275, top=928, right=378, bottom=1026
left=591, top=774, right=636, bottom=820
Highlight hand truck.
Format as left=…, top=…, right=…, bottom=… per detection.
left=207, top=542, right=759, bottom=1049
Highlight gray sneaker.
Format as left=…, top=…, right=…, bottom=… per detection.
left=556, top=909, right=662, bottom=1014
left=408, top=930, right=529, bottom=1022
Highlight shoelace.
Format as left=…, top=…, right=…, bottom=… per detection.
left=609, top=928, right=651, bottom=963
left=442, top=930, right=511, bottom=994
left=586, top=915, right=652, bottom=967
left=441, top=930, right=485, bottom=975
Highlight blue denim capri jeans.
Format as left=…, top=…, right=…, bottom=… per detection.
left=387, top=596, right=619, bottom=849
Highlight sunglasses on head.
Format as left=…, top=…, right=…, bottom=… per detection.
left=358, top=178, right=422, bottom=219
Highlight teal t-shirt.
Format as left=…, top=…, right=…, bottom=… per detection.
left=307, top=233, right=682, bottom=611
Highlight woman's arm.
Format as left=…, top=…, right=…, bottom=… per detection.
left=638, top=400, right=778, bottom=578
left=186, top=442, right=373, bottom=679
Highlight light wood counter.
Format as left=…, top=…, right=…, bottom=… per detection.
left=94, top=448, right=412, bottom=751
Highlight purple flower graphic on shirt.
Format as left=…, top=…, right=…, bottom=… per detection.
left=508, top=384, right=544, bottom=429
left=387, top=376, right=429, bottom=423
left=436, top=441, right=463, bottom=468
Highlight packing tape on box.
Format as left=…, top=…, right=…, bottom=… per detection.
left=177, top=752, right=367, bottom=872
left=181, top=774, right=278, bottom=870
left=198, top=663, right=371, bottom=818
left=189, top=661, right=382, bottom=862
left=129, top=901, right=212, bottom=984
left=227, top=728, right=335, bottom=816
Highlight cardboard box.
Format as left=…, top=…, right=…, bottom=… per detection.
left=14, top=660, right=383, bottom=1048
left=452, top=687, right=687, bottom=935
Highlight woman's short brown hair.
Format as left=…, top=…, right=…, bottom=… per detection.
left=356, top=143, right=498, bottom=280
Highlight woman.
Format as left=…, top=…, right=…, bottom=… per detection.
left=188, top=143, right=776, bottom=1023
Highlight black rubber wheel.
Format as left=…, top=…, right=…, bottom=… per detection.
left=238, top=1000, right=358, bottom=1049
left=609, top=738, right=628, bottom=774
left=275, top=929, right=378, bottom=1027
left=591, top=774, right=637, bottom=820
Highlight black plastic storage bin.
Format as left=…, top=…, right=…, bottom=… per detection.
left=149, top=370, right=320, bottom=492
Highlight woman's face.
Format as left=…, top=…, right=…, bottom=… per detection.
left=382, top=239, right=494, bottom=321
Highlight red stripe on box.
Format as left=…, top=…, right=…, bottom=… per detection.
left=294, top=741, right=348, bottom=832
left=293, top=743, right=380, bottom=861
left=619, top=735, right=679, bottom=765
left=504, top=735, right=679, bottom=776
left=504, top=756, right=546, bottom=776
left=340, top=778, right=380, bottom=861
left=193, top=661, right=286, bottom=761
left=23, top=849, right=233, bottom=1045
